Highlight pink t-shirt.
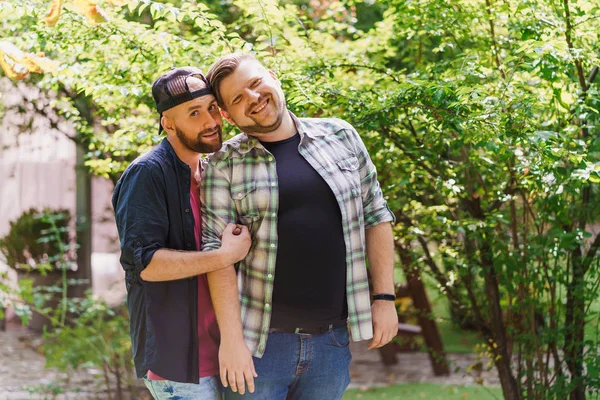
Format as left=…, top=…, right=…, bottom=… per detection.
left=147, top=175, right=220, bottom=380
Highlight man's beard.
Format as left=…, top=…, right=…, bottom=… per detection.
left=175, top=125, right=222, bottom=153
left=235, top=94, right=285, bottom=135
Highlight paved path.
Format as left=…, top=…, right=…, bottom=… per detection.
left=0, top=323, right=499, bottom=399
left=348, top=340, right=499, bottom=389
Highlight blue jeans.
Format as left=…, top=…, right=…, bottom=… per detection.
left=225, top=326, right=352, bottom=400
left=144, top=375, right=223, bottom=400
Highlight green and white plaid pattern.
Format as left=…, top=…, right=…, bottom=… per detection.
left=200, top=114, right=395, bottom=358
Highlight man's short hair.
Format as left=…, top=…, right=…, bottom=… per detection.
left=206, top=53, right=258, bottom=109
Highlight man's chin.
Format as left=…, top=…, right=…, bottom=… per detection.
left=188, top=139, right=222, bottom=154
left=206, top=143, right=222, bottom=153
left=203, top=139, right=223, bottom=153
left=239, top=118, right=283, bottom=135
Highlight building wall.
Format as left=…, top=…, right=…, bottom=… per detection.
left=0, top=79, right=124, bottom=313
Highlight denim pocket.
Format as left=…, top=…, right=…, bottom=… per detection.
left=329, top=326, right=350, bottom=347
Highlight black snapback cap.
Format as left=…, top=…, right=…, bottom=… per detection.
left=152, top=67, right=212, bottom=134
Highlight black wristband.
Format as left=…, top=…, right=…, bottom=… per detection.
left=373, top=293, right=396, bottom=301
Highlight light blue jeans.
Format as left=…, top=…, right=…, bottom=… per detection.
left=144, top=375, right=223, bottom=400
left=225, top=326, right=352, bottom=400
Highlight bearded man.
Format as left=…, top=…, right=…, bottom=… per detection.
left=112, top=67, right=251, bottom=399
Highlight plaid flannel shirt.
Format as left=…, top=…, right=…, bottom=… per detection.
left=200, top=113, right=395, bottom=358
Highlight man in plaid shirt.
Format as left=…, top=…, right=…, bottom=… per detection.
left=201, top=53, right=398, bottom=399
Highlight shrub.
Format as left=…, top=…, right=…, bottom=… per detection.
left=0, top=208, right=74, bottom=273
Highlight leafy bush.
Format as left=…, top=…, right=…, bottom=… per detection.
left=1, top=209, right=135, bottom=397
left=42, top=296, right=135, bottom=399
left=0, top=208, right=74, bottom=273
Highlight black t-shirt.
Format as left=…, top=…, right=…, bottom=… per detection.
left=260, top=133, right=348, bottom=329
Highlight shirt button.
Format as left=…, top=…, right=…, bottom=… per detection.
left=185, top=208, right=190, bottom=213
left=271, top=212, right=276, bottom=218
left=268, top=156, right=274, bottom=162
left=265, top=303, right=270, bottom=309
left=267, top=273, right=273, bottom=279
left=270, top=243, right=276, bottom=248
left=237, top=193, right=243, bottom=199
left=271, top=182, right=276, bottom=187
left=186, top=242, right=192, bottom=248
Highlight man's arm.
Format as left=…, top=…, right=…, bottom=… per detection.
left=343, top=123, right=398, bottom=348
left=113, top=162, right=250, bottom=283
left=140, top=224, right=250, bottom=282
left=206, top=266, right=257, bottom=394
left=113, top=162, right=170, bottom=280
left=201, top=159, right=256, bottom=395
left=366, top=222, right=399, bottom=349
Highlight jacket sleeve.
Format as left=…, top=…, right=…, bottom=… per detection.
left=112, top=162, right=169, bottom=281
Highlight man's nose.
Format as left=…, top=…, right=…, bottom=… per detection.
left=201, top=115, right=218, bottom=131
left=245, top=88, right=260, bottom=102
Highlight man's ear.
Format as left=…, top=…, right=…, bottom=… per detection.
left=220, top=109, right=234, bottom=125
left=161, top=115, right=174, bottom=134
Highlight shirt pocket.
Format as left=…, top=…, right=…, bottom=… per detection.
left=335, top=157, right=361, bottom=199
left=232, top=182, right=262, bottom=237
left=232, top=181, right=266, bottom=221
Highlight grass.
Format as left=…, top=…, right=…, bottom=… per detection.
left=343, top=383, right=502, bottom=400
left=426, top=289, right=484, bottom=354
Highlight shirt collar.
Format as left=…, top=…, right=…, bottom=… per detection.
left=160, top=137, right=190, bottom=170
left=291, top=112, right=327, bottom=139
left=232, top=133, right=258, bottom=155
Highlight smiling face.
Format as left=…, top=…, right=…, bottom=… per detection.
left=217, top=59, right=287, bottom=137
left=161, top=76, right=223, bottom=154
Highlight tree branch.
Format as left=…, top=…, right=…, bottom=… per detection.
left=328, top=63, right=402, bottom=85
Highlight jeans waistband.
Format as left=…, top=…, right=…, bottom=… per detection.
left=269, top=321, right=347, bottom=335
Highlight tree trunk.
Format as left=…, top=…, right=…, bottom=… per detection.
left=479, top=238, right=521, bottom=400
left=396, top=244, right=450, bottom=376
left=72, top=142, right=93, bottom=298
left=564, top=250, right=587, bottom=400
left=70, top=92, right=95, bottom=299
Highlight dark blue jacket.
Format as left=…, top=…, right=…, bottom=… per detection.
left=112, top=138, right=200, bottom=383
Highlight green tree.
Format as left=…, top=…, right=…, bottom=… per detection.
left=1, top=1, right=599, bottom=398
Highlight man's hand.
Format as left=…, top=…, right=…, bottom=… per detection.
left=367, top=300, right=399, bottom=349
left=220, top=224, right=251, bottom=265
left=219, top=336, right=258, bottom=394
